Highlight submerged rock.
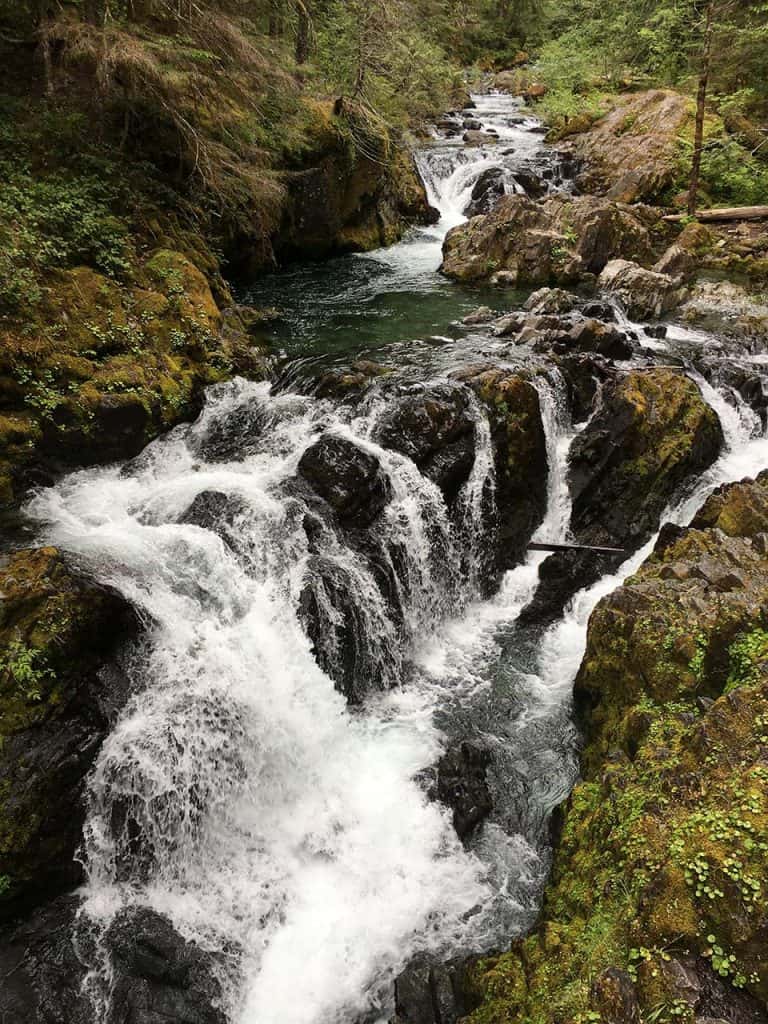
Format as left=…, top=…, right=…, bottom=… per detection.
left=0, top=548, right=139, bottom=920
left=432, top=741, right=493, bottom=841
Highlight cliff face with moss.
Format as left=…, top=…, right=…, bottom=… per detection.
left=465, top=473, right=768, bottom=1024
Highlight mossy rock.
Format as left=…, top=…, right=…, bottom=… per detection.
left=0, top=548, right=139, bottom=918
left=465, top=475, right=768, bottom=1024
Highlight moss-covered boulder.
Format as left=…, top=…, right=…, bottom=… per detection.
left=456, top=366, right=548, bottom=570
left=570, top=369, right=724, bottom=550
left=0, top=548, right=139, bottom=918
left=441, top=194, right=655, bottom=285
left=464, top=473, right=768, bottom=1024
left=0, top=250, right=268, bottom=508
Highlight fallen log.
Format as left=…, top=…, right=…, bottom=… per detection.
left=663, top=205, right=768, bottom=223
left=527, top=542, right=628, bottom=555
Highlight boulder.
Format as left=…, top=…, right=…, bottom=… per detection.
left=564, top=318, right=635, bottom=360
left=0, top=896, right=227, bottom=1024
left=462, top=118, right=482, bottom=131
left=393, top=957, right=482, bottom=1024
left=441, top=195, right=655, bottom=285
left=462, top=306, right=496, bottom=326
left=599, top=259, right=687, bottom=319
left=565, top=90, right=692, bottom=202
left=373, top=384, right=476, bottom=504
left=464, top=168, right=506, bottom=217
left=455, top=367, right=548, bottom=574
left=0, top=549, right=139, bottom=920
left=463, top=131, right=498, bottom=147
left=432, top=741, right=493, bottom=841
left=513, top=167, right=547, bottom=199
left=524, top=288, right=581, bottom=315
left=569, top=369, right=724, bottom=551
left=297, top=433, right=390, bottom=526
left=653, top=243, right=698, bottom=282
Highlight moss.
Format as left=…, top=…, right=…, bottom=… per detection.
left=466, top=476, right=768, bottom=1023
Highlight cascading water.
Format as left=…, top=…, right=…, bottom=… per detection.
left=21, top=90, right=768, bottom=1024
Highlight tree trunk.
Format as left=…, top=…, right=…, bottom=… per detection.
left=269, top=0, right=284, bottom=36
left=688, top=1, right=715, bottom=216
left=295, top=1, right=310, bottom=64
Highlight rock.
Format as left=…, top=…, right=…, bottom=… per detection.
left=565, top=90, right=692, bottom=202
left=490, top=270, right=519, bottom=287
left=569, top=369, right=724, bottom=551
left=555, top=351, right=614, bottom=422
left=580, top=299, right=616, bottom=321
left=462, top=306, right=496, bottom=326
left=463, top=131, right=498, bottom=147
left=178, top=490, right=249, bottom=550
left=464, top=168, right=506, bottom=217
left=599, top=259, right=687, bottom=319
left=0, top=895, right=227, bottom=1024
left=107, top=906, right=227, bottom=1024
left=591, top=968, right=641, bottom=1023
left=441, top=194, right=654, bottom=285
left=565, top=318, right=635, bottom=359
left=462, top=118, right=482, bottom=131
left=653, top=243, right=698, bottom=282
left=524, top=288, right=581, bottom=314
left=299, top=554, right=399, bottom=704
left=188, top=395, right=273, bottom=463
left=523, top=83, right=547, bottom=101
left=0, top=549, right=139, bottom=920
left=373, top=384, right=476, bottom=503
left=513, top=167, right=547, bottom=199
left=465, top=474, right=768, bottom=1023
left=456, top=367, right=548, bottom=574
left=393, top=956, right=481, bottom=1024
left=298, top=433, right=390, bottom=526
left=433, top=741, right=493, bottom=840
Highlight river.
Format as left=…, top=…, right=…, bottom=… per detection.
left=25, top=93, right=768, bottom=1024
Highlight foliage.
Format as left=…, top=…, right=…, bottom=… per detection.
left=0, top=639, right=53, bottom=701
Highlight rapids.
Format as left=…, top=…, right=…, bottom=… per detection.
left=24, top=93, right=768, bottom=1024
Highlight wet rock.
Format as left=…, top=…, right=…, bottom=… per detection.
left=442, top=195, right=654, bottom=285
left=108, top=906, right=227, bottom=1024
left=462, top=118, right=482, bottom=131
left=188, top=398, right=272, bottom=463
left=178, top=489, right=248, bottom=544
left=393, top=956, right=482, bottom=1024
left=555, top=351, right=613, bottom=422
left=463, top=130, right=498, bottom=146
left=524, top=288, right=581, bottom=315
left=462, top=306, right=496, bottom=326
left=433, top=741, right=493, bottom=840
left=464, top=168, right=506, bottom=217
left=0, top=894, right=93, bottom=1023
left=373, top=384, right=476, bottom=504
left=456, top=367, right=548, bottom=573
left=298, top=554, right=399, bottom=704
left=0, top=549, right=140, bottom=920
left=580, top=299, right=616, bottom=321
left=298, top=433, right=390, bottom=526
left=565, top=318, right=635, bottom=359
left=599, top=259, right=687, bottom=319
left=513, top=167, right=547, bottom=199
left=569, top=369, right=724, bottom=551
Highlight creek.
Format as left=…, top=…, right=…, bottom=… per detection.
left=26, top=93, right=768, bottom=1024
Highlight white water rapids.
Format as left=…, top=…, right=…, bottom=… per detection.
left=24, top=93, right=768, bottom=1024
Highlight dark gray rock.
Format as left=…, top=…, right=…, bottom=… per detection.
left=433, top=741, right=493, bottom=840
left=298, top=433, right=390, bottom=526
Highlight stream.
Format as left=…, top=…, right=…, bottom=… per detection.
left=25, top=94, right=768, bottom=1024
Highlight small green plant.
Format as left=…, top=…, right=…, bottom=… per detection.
left=0, top=639, right=53, bottom=701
